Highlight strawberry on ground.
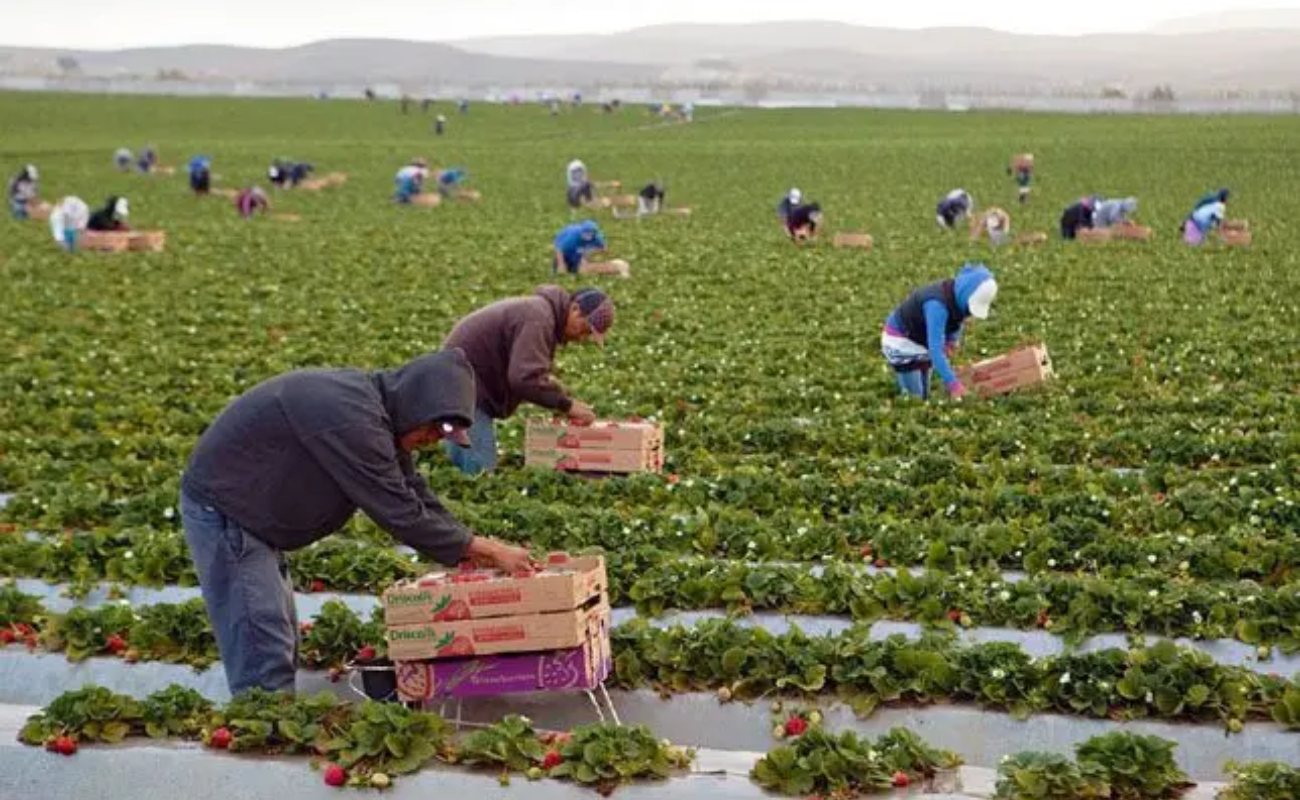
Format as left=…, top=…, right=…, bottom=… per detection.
left=209, top=727, right=232, bottom=749
left=309, top=579, right=326, bottom=593
left=323, top=764, right=348, bottom=786
left=874, top=559, right=889, bottom=569
left=892, top=771, right=910, bottom=787
left=784, top=716, right=809, bottom=738
left=106, top=634, right=128, bottom=654
left=53, top=736, right=78, bottom=756
left=356, top=645, right=377, bottom=661
left=0, top=628, right=15, bottom=644
left=542, top=751, right=564, bottom=770
left=946, top=609, right=963, bottom=623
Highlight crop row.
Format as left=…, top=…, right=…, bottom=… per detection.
left=23, top=682, right=1300, bottom=799
left=4, top=522, right=1298, bottom=648
left=4, top=590, right=1297, bottom=730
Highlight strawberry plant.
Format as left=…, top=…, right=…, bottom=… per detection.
left=994, top=752, right=1111, bottom=800
left=546, top=723, right=692, bottom=792
left=299, top=600, right=384, bottom=670
left=457, top=714, right=548, bottom=773
left=19, top=685, right=143, bottom=745
left=140, top=685, right=215, bottom=739
left=874, top=727, right=963, bottom=779
left=1217, top=762, right=1300, bottom=800
left=207, top=689, right=350, bottom=754
left=1074, top=731, right=1192, bottom=800
left=317, top=701, right=450, bottom=779
left=751, top=727, right=894, bottom=796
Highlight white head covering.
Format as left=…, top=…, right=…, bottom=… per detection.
left=26, top=164, right=38, bottom=180
left=114, top=197, right=130, bottom=218
left=967, top=279, right=999, bottom=320
left=789, top=188, right=802, bottom=204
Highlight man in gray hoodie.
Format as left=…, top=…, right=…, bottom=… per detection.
left=1092, top=197, right=1139, bottom=229
left=180, top=349, right=532, bottom=694
left=442, top=286, right=614, bottom=474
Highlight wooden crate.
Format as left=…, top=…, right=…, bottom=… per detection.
left=81, top=232, right=131, bottom=252
left=1112, top=224, right=1153, bottom=242
left=411, top=193, right=442, bottom=207
left=384, top=554, right=607, bottom=625
left=833, top=232, right=874, bottom=249
left=1077, top=228, right=1113, bottom=244
left=128, top=231, right=166, bottom=252
left=956, top=343, right=1055, bottom=398
left=1222, top=229, right=1252, bottom=247
left=27, top=201, right=52, bottom=221
left=1222, top=219, right=1249, bottom=232
left=272, top=213, right=302, bottom=223
left=525, top=419, right=663, bottom=474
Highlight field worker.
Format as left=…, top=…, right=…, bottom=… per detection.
left=189, top=155, right=212, bottom=196
left=1060, top=196, right=1097, bottom=240
left=1093, top=197, right=1138, bottom=229
left=7, top=164, right=39, bottom=219
left=269, top=159, right=313, bottom=189
left=87, top=196, right=130, bottom=232
left=1184, top=190, right=1227, bottom=246
left=49, top=196, right=90, bottom=252
left=458, top=98, right=469, bottom=114
left=138, top=146, right=158, bottom=174
left=553, top=219, right=612, bottom=274
left=776, top=188, right=802, bottom=226
left=638, top=180, right=665, bottom=215
left=1193, top=187, right=1229, bottom=211
left=441, top=287, right=613, bottom=474
left=435, top=114, right=447, bottom=136
left=235, top=186, right=270, bottom=219
left=937, top=189, right=974, bottom=230
left=566, top=159, right=594, bottom=210
left=970, top=207, right=1011, bottom=245
left=115, top=147, right=134, bottom=172
left=1009, top=154, right=1033, bottom=204
left=394, top=158, right=429, bottom=204
left=180, top=349, right=534, bottom=694
left=786, top=201, right=823, bottom=243
left=435, top=167, right=468, bottom=198
left=881, top=263, right=998, bottom=401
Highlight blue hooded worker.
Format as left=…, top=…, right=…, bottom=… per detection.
left=435, top=167, right=467, bottom=198
left=394, top=158, right=429, bottom=204
left=881, top=263, right=999, bottom=400
left=1183, top=189, right=1229, bottom=245
left=553, top=219, right=607, bottom=274
left=189, top=155, right=212, bottom=195
left=179, top=350, right=534, bottom=694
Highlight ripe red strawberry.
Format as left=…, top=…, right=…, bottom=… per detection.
left=666, top=474, right=680, bottom=484
left=874, top=558, right=889, bottom=569
left=1152, top=493, right=1167, bottom=505
left=323, top=764, right=348, bottom=787
left=892, top=771, right=910, bottom=787
left=209, top=727, right=232, bottom=749
left=106, top=634, right=128, bottom=654
left=860, top=544, right=873, bottom=560
left=356, top=645, right=377, bottom=661
left=784, top=716, right=809, bottom=738
left=24, top=634, right=39, bottom=649
left=309, top=579, right=326, bottom=593
left=1036, top=610, right=1051, bottom=628
left=946, top=609, right=963, bottom=623
left=53, top=736, right=78, bottom=756
left=15, top=623, right=32, bottom=636
left=542, top=750, right=564, bottom=770
left=299, top=622, right=314, bottom=635
left=0, top=628, right=15, bottom=644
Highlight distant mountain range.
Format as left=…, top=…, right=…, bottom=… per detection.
left=3, top=12, right=1300, bottom=93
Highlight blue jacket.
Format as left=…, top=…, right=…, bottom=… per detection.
left=886, top=263, right=994, bottom=388
left=189, top=156, right=211, bottom=176
left=554, top=220, right=606, bottom=263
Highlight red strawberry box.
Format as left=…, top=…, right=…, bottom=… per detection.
left=382, top=553, right=607, bottom=626
left=394, top=621, right=612, bottom=701
left=385, top=596, right=609, bottom=662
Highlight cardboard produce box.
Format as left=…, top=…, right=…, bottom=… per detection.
left=128, top=231, right=166, bottom=252
left=1111, top=224, right=1153, bottom=242
left=383, top=554, right=607, bottom=626
left=956, top=343, right=1054, bottom=397
left=394, top=615, right=611, bottom=701
left=833, top=232, right=874, bottom=249
left=386, top=596, right=609, bottom=662
left=525, top=419, right=664, bottom=474
left=81, top=232, right=132, bottom=252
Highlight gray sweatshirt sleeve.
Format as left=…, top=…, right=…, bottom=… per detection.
left=507, top=320, right=573, bottom=412
left=300, top=423, right=472, bottom=565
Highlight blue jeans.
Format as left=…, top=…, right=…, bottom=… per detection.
left=10, top=197, right=29, bottom=220
left=444, top=407, right=499, bottom=474
left=180, top=488, right=298, bottom=695
left=894, top=368, right=932, bottom=400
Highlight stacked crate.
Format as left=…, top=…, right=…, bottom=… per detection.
left=525, top=419, right=664, bottom=474
left=383, top=554, right=611, bottom=702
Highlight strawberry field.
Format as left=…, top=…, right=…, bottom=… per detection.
left=1, top=92, right=1298, bottom=798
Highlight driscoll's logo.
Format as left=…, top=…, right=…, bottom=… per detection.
left=388, top=591, right=436, bottom=606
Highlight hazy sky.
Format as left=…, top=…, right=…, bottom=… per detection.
left=2, top=1, right=1295, bottom=49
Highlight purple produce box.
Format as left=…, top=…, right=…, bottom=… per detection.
left=395, top=631, right=611, bottom=702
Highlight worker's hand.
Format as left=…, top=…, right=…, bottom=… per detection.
left=466, top=537, right=537, bottom=574
left=947, top=381, right=968, bottom=400
left=944, top=342, right=958, bottom=359
left=567, top=400, right=597, bottom=425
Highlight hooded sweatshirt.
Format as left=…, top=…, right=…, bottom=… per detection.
left=442, top=286, right=575, bottom=420
left=7, top=167, right=37, bottom=202
left=1094, top=197, right=1138, bottom=228
left=181, top=350, right=477, bottom=564
left=885, top=264, right=994, bottom=388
